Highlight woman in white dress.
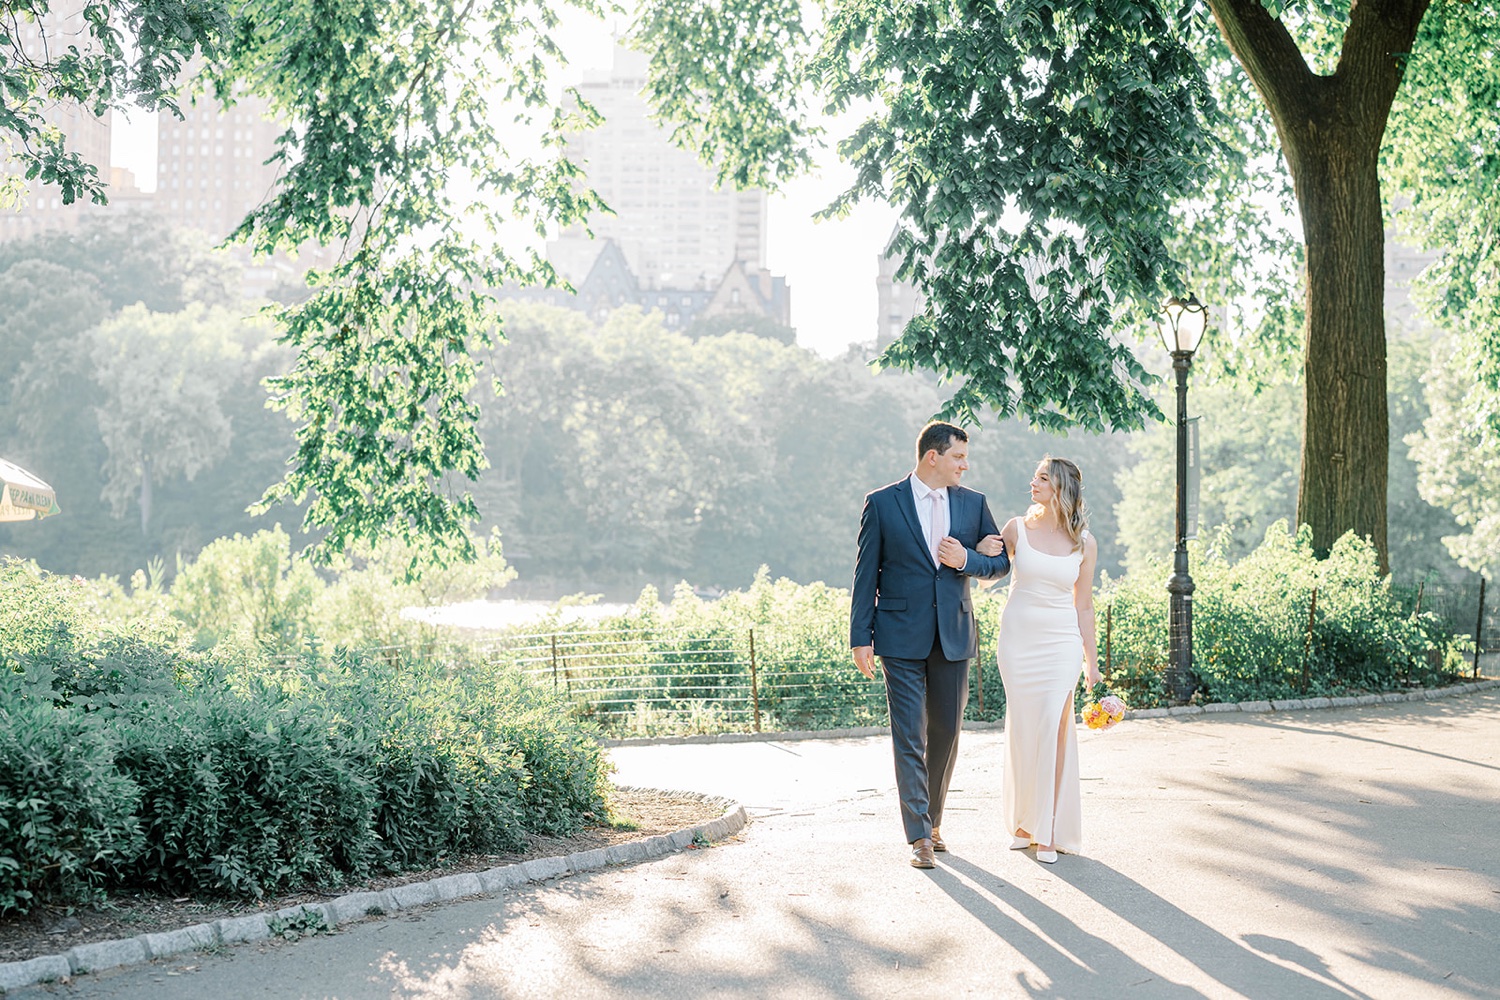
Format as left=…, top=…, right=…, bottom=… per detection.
left=978, top=456, right=1100, bottom=863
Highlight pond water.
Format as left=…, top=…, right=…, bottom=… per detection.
left=401, top=597, right=633, bottom=632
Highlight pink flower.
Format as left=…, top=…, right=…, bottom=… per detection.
left=1083, top=694, right=1127, bottom=731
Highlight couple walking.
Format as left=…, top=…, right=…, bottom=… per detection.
left=849, top=420, right=1100, bottom=868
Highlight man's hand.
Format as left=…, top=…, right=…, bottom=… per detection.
left=976, top=534, right=1005, bottom=557
left=937, top=536, right=968, bottom=569
left=852, top=645, right=876, bottom=679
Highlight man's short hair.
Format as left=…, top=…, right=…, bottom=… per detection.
left=917, top=421, right=967, bottom=460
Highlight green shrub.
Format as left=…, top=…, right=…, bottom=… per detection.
left=487, top=529, right=1467, bottom=731
left=1099, top=523, right=1464, bottom=706
left=114, top=682, right=379, bottom=898
left=0, top=555, right=612, bottom=905
left=0, top=557, right=187, bottom=708
left=323, top=650, right=548, bottom=865
left=365, top=730, right=526, bottom=865
left=167, top=526, right=323, bottom=653
left=493, top=706, right=610, bottom=836
left=0, top=672, right=142, bottom=915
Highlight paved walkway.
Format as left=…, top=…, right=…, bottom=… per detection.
left=15, top=689, right=1500, bottom=999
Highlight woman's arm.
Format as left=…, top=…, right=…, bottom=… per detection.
left=1074, top=533, right=1101, bottom=687
left=978, top=517, right=1019, bottom=555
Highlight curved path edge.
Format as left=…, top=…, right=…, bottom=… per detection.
left=602, top=676, right=1500, bottom=746
left=5, top=678, right=1495, bottom=991
left=0, top=789, right=747, bottom=993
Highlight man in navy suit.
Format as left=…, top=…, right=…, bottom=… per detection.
left=851, top=421, right=1010, bottom=868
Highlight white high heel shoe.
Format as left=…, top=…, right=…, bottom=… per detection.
left=1035, top=848, right=1058, bottom=864
left=1009, top=836, right=1031, bottom=850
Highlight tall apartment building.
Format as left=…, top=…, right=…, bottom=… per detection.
left=0, top=0, right=112, bottom=241
left=1385, top=229, right=1442, bottom=332
left=154, top=93, right=285, bottom=244
left=875, top=230, right=926, bottom=351
left=548, top=45, right=770, bottom=293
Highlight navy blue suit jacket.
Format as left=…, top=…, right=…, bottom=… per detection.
left=849, top=478, right=1010, bottom=662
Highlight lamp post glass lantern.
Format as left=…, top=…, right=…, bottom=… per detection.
left=1158, top=294, right=1207, bottom=702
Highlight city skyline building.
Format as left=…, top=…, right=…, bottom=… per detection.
left=0, top=0, right=112, bottom=242
left=152, top=91, right=286, bottom=245
left=547, top=45, right=773, bottom=296
left=875, top=230, right=926, bottom=351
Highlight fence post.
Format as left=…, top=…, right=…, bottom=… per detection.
left=975, top=621, right=985, bottom=716
left=748, top=628, right=762, bottom=733
left=1105, top=604, right=1113, bottom=675
left=1301, top=588, right=1318, bottom=693
left=1413, top=581, right=1426, bottom=618
left=551, top=633, right=570, bottom=696
left=1475, top=576, right=1487, bottom=680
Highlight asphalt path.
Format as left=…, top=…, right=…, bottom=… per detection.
left=22, top=690, right=1500, bottom=999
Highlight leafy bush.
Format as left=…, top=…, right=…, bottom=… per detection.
left=492, top=706, right=610, bottom=836
left=505, top=573, right=889, bottom=734
left=326, top=651, right=531, bottom=866
left=1, top=557, right=191, bottom=709
left=167, top=526, right=323, bottom=653
left=366, top=730, right=526, bottom=864
left=113, top=681, right=379, bottom=898
left=0, top=557, right=611, bottom=910
left=1099, top=523, right=1463, bottom=706
left=0, top=671, right=142, bottom=914
left=162, top=525, right=517, bottom=654
left=486, top=528, right=1467, bottom=733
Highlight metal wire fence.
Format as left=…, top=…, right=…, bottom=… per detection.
left=290, top=571, right=1492, bottom=740
left=471, top=625, right=891, bottom=737
left=1389, top=574, right=1496, bottom=677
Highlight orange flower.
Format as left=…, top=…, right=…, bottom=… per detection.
left=1083, top=694, right=1127, bottom=731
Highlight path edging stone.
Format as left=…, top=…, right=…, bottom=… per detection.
left=0, top=790, right=745, bottom=993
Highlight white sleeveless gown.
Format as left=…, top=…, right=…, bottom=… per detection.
left=997, top=523, right=1085, bottom=854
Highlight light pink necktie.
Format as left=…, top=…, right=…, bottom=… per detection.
left=928, top=491, right=943, bottom=567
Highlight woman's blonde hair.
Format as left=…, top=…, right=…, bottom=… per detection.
left=1025, top=455, right=1089, bottom=550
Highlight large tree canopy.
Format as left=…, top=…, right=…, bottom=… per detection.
left=5, top=0, right=1496, bottom=571
left=637, top=0, right=1498, bottom=572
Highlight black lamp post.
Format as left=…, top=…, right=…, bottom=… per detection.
left=1157, top=294, right=1208, bottom=703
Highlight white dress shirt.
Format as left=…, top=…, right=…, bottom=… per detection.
left=910, top=473, right=966, bottom=569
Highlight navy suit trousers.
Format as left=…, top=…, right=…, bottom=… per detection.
left=882, top=638, right=969, bottom=844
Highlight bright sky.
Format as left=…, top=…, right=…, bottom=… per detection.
left=107, top=13, right=898, bottom=360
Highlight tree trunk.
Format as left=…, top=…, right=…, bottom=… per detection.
left=1287, top=126, right=1389, bottom=569
left=1208, top=0, right=1430, bottom=574
left=139, top=455, right=153, bottom=537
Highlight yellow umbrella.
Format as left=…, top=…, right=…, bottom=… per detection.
left=0, top=457, right=61, bottom=522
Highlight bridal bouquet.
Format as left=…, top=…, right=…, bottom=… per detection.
left=1082, top=687, right=1127, bottom=731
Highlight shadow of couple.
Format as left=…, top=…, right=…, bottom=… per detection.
left=925, top=852, right=1373, bottom=999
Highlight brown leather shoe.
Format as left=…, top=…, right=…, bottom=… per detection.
left=931, top=830, right=947, bottom=852
left=910, top=838, right=936, bottom=869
